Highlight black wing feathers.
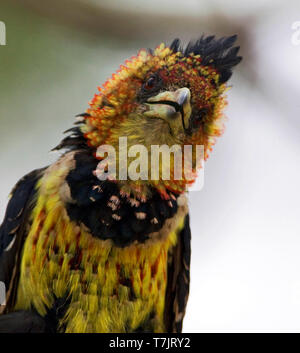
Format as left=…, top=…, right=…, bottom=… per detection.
left=164, top=214, right=191, bottom=332
left=0, top=168, right=45, bottom=313
left=0, top=169, right=43, bottom=254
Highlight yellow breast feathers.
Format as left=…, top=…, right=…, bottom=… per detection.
left=14, top=154, right=187, bottom=333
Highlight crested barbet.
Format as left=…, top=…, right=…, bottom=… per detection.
left=0, top=35, right=241, bottom=333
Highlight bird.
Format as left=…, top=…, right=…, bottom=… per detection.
left=0, top=35, right=241, bottom=333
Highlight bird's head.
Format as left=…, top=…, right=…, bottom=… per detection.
left=72, top=35, right=242, bottom=199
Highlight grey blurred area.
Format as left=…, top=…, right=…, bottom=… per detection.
left=0, top=0, right=300, bottom=332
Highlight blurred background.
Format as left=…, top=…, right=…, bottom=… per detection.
left=0, top=0, right=300, bottom=332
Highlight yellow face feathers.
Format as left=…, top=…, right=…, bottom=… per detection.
left=82, top=43, right=226, bottom=148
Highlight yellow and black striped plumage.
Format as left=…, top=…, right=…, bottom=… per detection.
left=0, top=35, right=241, bottom=332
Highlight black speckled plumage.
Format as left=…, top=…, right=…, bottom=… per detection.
left=66, top=151, right=179, bottom=247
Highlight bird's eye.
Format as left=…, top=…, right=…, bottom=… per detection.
left=144, top=76, right=156, bottom=90
left=139, top=73, right=163, bottom=100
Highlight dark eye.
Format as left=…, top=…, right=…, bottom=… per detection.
left=144, top=75, right=157, bottom=90
left=138, top=73, right=163, bottom=101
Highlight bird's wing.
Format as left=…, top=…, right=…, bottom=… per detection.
left=0, top=168, right=45, bottom=314
left=164, top=214, right=191, bottom=332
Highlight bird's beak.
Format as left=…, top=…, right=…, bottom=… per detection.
left=144, top=88, right=192, bottom=136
